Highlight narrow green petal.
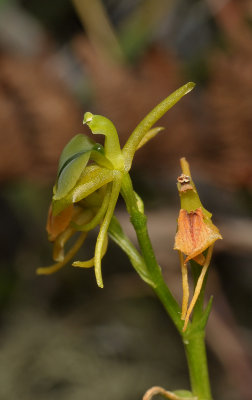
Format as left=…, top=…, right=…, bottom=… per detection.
left=72, top=234, right=108, bottom=269
left=94, top=173, right=122, bottom=287
left=123, top=82, right=195, bottom=171
left=37, top=232, right=87, bottom=275
left=136, top=127, right=164, bottom=150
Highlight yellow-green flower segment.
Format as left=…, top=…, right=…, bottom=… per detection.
left=41, top=82, right=195, bottom=288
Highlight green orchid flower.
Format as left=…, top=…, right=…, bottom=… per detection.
left=38, top=82, right=195, bottom=288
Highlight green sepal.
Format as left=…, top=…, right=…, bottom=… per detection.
left=52, top=166, right=115, bottom=215
left=54, top=134, right=114, bottom=200
left=55, top=151, right=92, bottom=200
left=58, top=134, right=95, bottom=175
left=55, top=134, right=96, bottom=200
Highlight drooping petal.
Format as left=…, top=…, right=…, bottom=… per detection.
left=52, top=226, right=75, bottom=262
left=53, top=208, right=94, bottom=261
left=94, top=172, right=122, bottom=287
left=72, top=234, right=108, bottom=269
left=37, top=232, right=87, bottom=275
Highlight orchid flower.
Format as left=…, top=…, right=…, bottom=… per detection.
left=38, top=82, right=195, bottom=288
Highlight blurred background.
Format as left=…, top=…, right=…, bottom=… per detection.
left=0, top=0, right=252, bottom=399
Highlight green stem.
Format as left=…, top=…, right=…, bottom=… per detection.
left=121, top=172, right=213, bottom=399
left=121, top=173, right=183, bottom=332
left=183, top=331, right=212, bottom=400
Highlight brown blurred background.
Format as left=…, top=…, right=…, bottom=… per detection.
left=0, top=0, right=252, bottom=399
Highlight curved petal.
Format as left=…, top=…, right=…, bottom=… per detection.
left=84, top=112, right=124, bottom=169
left=72, top=234, right=108, bottom=269
left=94, top=172, right=122, bottom=287
left=36, top=232, right=87, bottom=275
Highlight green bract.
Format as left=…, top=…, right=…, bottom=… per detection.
left=39, top=82, right=195, bottom=288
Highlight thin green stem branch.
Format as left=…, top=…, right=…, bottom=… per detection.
left=121, top=173, right=183, bottom=331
